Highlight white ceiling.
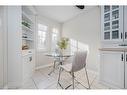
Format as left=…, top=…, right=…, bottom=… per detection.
left=35, top=6, right=95, bottom=23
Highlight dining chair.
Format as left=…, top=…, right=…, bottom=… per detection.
left=57, top=51, right=90, bottom=89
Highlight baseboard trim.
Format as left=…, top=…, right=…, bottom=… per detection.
left=99, top=80, right=120, bottom=89
left=7, top=81, right=22, bottom=89
left=3, top=84, right=8, bottom=89
left=35, top=64, right=53, bottom=70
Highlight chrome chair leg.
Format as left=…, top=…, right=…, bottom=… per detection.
left=57, top=67, right=63, bottom=88
left=48, top=60, right=56, bottom=75
left=72, top=72, right=75, bottom=89
left=85, top=67, right=90, bottom=89
left=53, top=60, right=56, bottom=68
left=58, top=67, right=62, bottom=82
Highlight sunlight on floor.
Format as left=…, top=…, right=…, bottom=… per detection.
left=22, top=66, right=110, bottom=89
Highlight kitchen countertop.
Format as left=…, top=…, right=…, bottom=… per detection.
left=99, top=48, right=127, bottom=52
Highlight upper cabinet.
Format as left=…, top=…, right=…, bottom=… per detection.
left=124, top=7, right=127, bottom=42
left=101, top=6, right=124, bottom=43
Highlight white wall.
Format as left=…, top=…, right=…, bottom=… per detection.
left=62, top=7, right=101, bottom=72
left=0, top=7, right=4, bottom=88
left=7, top=6, right=22, bottom=88
left=36, top=15, right=62, bottom=68
left=0, top=7, right=8, bottom=89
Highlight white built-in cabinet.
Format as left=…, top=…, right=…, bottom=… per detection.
left=6, top=6, right=35, bottom=88
left=21, top=7, right=35, bottom=85
left=124, top=7, right=127, bottom=42
left=101, top=6, right=124, bottom=43
left=100, top=5, right=127, bottom=89
left=125, top=52, right=127, bottom=88
left=100, top=51, right=125, bottom=88
left=22, top=52, right=34, bottom=83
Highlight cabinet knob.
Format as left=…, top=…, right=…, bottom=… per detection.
left=29, top=57, right=32, bottom=62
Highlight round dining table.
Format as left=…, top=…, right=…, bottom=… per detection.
left=45, top=52, right=73, bottom=75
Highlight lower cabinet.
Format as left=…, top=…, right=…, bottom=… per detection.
left=100, top=51, right=125, bottom=88
left=22, top=54, right=34, bottom=84
left=125, top=52, right=127, bottom=88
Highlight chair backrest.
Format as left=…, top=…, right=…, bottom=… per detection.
left=72, top=51, right=87, bottom=72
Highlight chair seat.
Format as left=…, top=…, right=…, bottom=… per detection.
left=60, top=63, right=72, bottom=72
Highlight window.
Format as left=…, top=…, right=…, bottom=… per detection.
left=70, top=39, right=78, bottom=54
left=37, top=24, right=48, bottom=50
left=51, top=28, right=59, bottom=50
left=70, top=39, right=89, bottom=54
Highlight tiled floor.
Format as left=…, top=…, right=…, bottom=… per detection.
left=22, top=66, right=110, bottom=89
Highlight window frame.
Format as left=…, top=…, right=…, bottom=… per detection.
left=37, top=24, right=48, bottom=51
left=51, top=28, right=59, bottom=51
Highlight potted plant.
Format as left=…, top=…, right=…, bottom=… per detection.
left=57, top=37, right=69, bottom=54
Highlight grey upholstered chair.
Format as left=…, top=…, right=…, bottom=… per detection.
left=57, top=51, right=90, bottom=89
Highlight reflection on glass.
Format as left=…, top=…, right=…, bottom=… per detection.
left=112, top=6, right=119, bottom=10
left=104, top=13, right=110, bottom=22
left=104, top=6, right=110, bottom=13
left=112, top=10, right=119, bottom=20
left=104, top=32, right=110, bottom=40
left=104, top=22, right=110, bottom=31
left=112, top=30, right=119, bottom=39
left=112, top=20, right=119, bottom=29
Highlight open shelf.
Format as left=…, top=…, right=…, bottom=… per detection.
left=22, top=11, right=33, bottom=24
left=22, top=25, right=33, bottom=32
left=22, top=38, right=34, bottom=41
left=22, top=10, right=34, bottom=51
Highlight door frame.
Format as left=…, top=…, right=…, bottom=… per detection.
left=0, top=6, right=4, bottom=88
left=3, top=6, right=8, bottom=88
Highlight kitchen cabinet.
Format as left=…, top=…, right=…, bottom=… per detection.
left=100, top=49, right=127, bottom=89
left=21, top=7, right=35, bottom=85
left=101, top=6, right=124, bottom=43
left=125, top=52, right=127, bottom=88
left=124, top=7, right=127, bottom=42
left=100, top=51, right=124, bottom=88
left=22, top=53, right=34, bottom=84
left=100, top=5, right=127, bottom=89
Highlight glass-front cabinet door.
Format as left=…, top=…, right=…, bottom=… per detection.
left=101, top=6, right=123, bottom=43
left=124, top=6, right=127, bottom=42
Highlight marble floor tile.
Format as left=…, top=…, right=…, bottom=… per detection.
left=22, top=78, right=37, bottom=89
left=21, top=66, right=110, bottom=89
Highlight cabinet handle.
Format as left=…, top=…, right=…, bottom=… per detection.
left=125, top=32, right=127, bottom=39
left=121, top=54, right=124, bottom=61
left=126, top=54, right=127, bottom=62
left=121, top=33, right=123, bottom=39
left=29, top=57, right=32, bottom=62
